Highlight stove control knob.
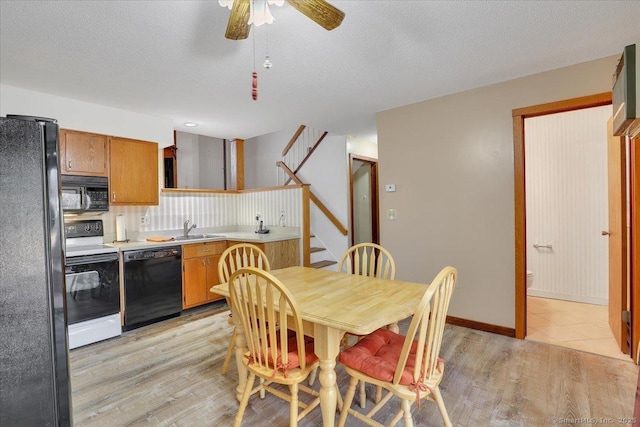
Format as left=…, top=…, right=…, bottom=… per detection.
left=85, top=223, right=91, bottom=232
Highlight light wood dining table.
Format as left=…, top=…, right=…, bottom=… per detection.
left=210, top=266, right=428, bottom=427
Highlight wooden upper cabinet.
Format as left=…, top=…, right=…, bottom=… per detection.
left=109, top=137, right=159, bottom=205
left=59, top=129, right=109, bottom=176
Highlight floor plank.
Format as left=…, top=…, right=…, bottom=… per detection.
left=527, top=296, right=631, bottom=361
left=69, top=303, right=638, bottom=426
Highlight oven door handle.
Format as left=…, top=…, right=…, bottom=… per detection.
left=65, top=252, right=119, bottom=266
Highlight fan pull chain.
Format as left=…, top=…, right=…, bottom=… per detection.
left=252, top=7, right=258, bottom=101
left=264, top=24, right=272, bottom=69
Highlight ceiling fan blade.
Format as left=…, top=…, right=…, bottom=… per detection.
left=285, top=0, right=345, bottom=31
left=225, top=0, right=251, bottom=40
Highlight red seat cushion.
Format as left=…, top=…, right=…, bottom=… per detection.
left=249, top=334, right=317, bottom=376
left=338, top=328, right=418, bottom=385
left=279, top=335, right=317, bottom=369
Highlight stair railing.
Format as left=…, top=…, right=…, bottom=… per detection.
left=278, top=126, right=348, bottom=267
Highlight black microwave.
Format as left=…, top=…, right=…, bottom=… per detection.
left=61, top=175, right=109, bottom=214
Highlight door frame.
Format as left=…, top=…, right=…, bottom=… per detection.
left=349, top=154, right=379, bottom=246
left=632, top=137, right=640, bottom=360
left=512, top=92, right=613, bottom=339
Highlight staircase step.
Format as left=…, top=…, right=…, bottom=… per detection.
left=310, top=247, right=326, bottom=253
left=310, top=260, right=337, bottom=269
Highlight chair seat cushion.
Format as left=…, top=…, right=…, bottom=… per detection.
left=247, top=335, right=317, bottom=376
left=280, top=335, right=317, bottom=369
left=338, top=328, right=417, bottom=385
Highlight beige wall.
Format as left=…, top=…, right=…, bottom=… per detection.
left=377, top=55, right=618, bottom=328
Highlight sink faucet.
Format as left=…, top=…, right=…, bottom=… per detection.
left=183, top=219, right=197, bottom=237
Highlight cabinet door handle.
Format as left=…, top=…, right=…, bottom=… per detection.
left=201, top=259, right=206, bottom=266
left=207, top=259, right=211, bottom=266
left=68, top=160, right=72, bottom=170
left=112, top=192, right=116, bottom=202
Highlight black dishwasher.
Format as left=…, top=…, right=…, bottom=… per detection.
left=123, top=246, right=182, bottom=330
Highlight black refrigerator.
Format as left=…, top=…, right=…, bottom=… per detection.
left=0, top=115, right=73, bottom=425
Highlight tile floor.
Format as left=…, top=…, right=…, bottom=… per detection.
left=526, top=296, right=633, bottom=362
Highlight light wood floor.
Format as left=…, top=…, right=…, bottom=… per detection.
left=70, top=303, right=638, bottom=426
left=527, top=296, right=632, bottom=362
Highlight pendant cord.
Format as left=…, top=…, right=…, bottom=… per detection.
left=265, top=23, right=269, bottom=57
left=252, top=8, right=256, bottom=71
left=251, top=0, right=258, bottom=101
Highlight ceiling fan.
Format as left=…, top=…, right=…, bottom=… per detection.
left=220, top=0, right=345, bottom=40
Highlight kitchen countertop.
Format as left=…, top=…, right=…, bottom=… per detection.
left=106, top=230, right=300, bottom=252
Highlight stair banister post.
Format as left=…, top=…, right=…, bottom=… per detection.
left=302, top=184, right=311, bottom=267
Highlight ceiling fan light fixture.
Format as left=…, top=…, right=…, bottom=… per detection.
left=250, top=0, right=284, bottom=27
left=220, top=0, right=284, bottom=27
left=218, top=0, right=234, bottom=10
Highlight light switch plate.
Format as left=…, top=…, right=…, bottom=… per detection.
left=385, top=184, right=396, bottom=192
left=387, top=209, right=397, bottom=220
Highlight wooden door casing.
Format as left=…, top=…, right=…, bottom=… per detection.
left=632, top=137, right=640, bottom=361
left=512, top=92, right=616, bottom=339
left=607, top=117, right=628, bottom=353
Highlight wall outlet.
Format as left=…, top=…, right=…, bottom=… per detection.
left=140, top=215, right=150, bottom=226
left=387, top=209, right=397, bottom=220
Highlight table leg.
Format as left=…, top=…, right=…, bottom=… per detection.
left=313, top=324, right=341, bottom=427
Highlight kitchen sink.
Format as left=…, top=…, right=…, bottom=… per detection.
left=174, top=234, right=224, bottom=241
left=174, top=234, right=205, bottom=240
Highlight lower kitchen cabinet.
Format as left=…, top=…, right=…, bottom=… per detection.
left=182, top=241, right=226, bottom=309
left=226, top=238, right=300, bottom=270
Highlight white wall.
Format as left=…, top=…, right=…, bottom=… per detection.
left=296, top=135, right=350, bottom=262
left=176, top=132, right=199, bottom=189
left=377, top=55, right=618, bottom=329
left=244, top=126, right=300, bottom=188
left=525, top=106, right=610, bottom=305
left=0, top=85, right=173, bottom=146
left=347, top=136, right=378, bottom=159
left=175, top=131, right=225, bottom=189
left=198, top=135, right=225, bottom=189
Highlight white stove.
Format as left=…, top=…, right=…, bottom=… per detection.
left=64, top=219, right=121, bottom=349
left=64, top=221, right=118, bottom=256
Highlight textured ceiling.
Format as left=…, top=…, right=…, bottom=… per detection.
left=1, top=1, right=639, bottom=143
